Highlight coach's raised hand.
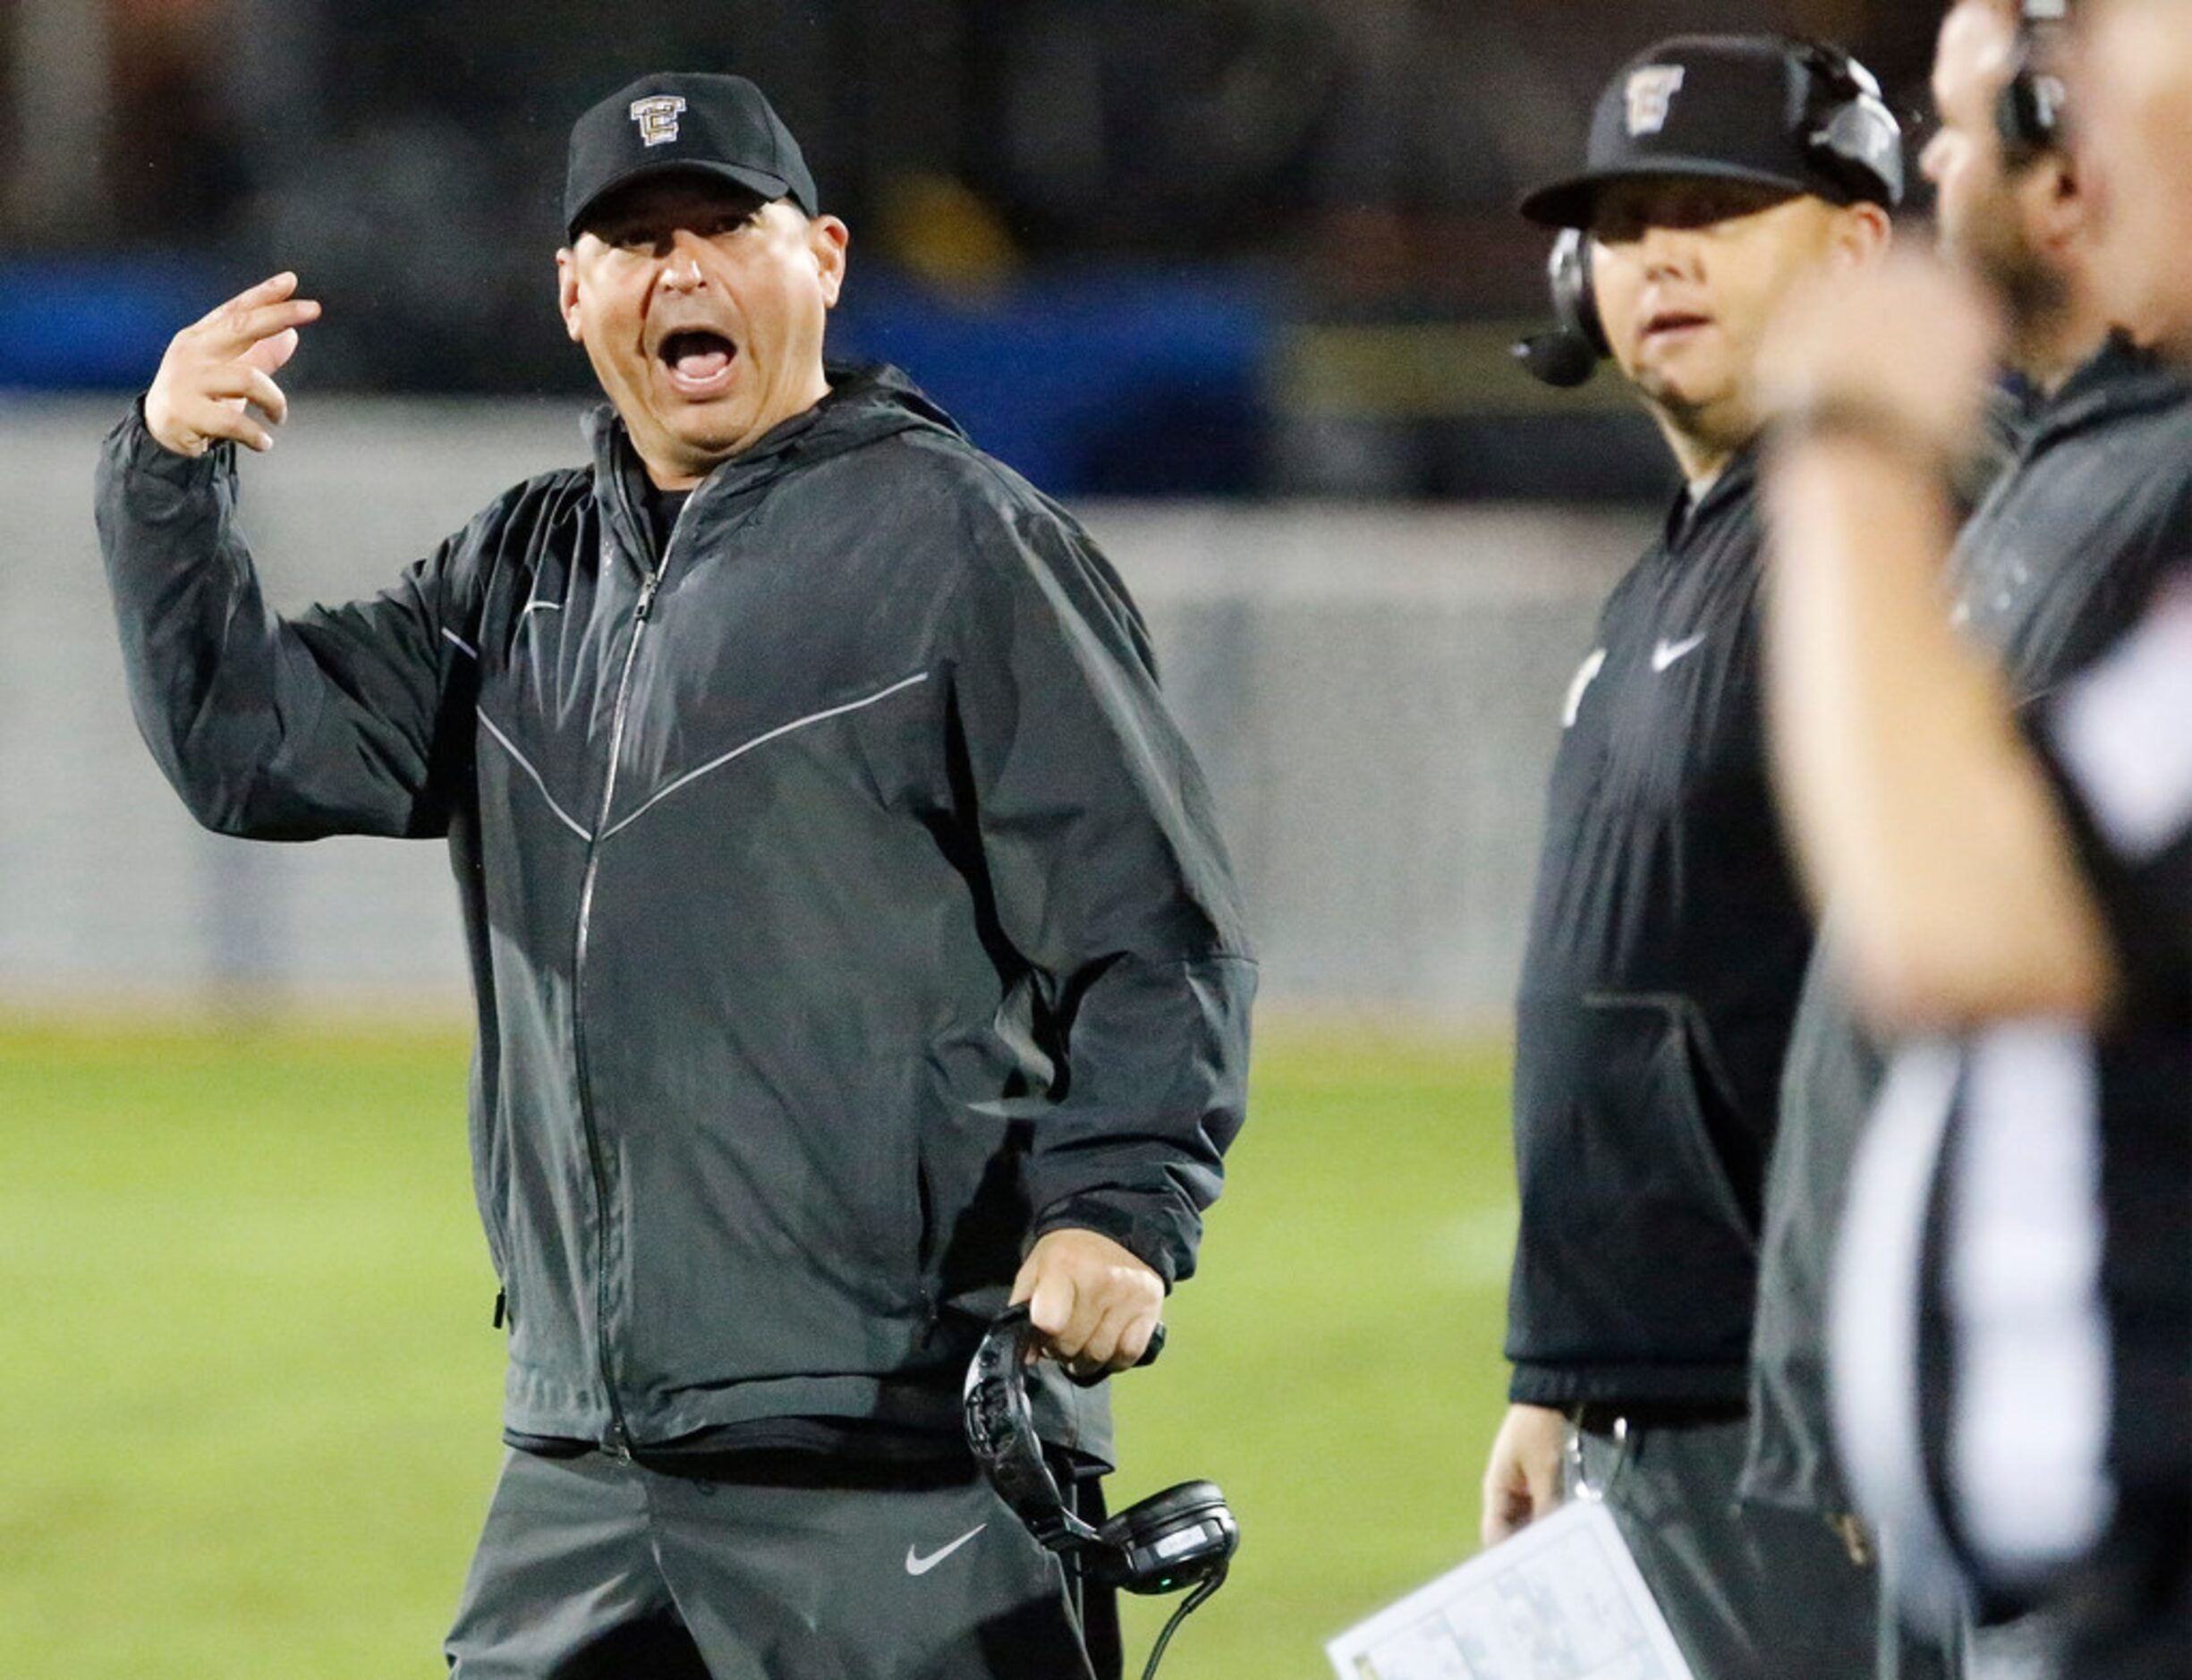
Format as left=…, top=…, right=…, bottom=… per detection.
left=144, top=271, right=321, bottom=457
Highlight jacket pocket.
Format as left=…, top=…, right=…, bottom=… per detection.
left=912, top=1088, right=1036, bottom=1316
left=799, top=1097, right=927, bottom=1318
left=467, top=1078, right=512, bottom=1284
left=1582, top=988, right=1759, bottom=1240
left=875, top=1108, right=928, bottom=1309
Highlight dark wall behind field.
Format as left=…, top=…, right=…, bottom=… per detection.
left=0, top=1, right=1947, bottom=496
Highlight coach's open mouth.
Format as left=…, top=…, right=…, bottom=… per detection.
left=1643, top=310, right=1713, bottom=342
left=658, top=329, right=739, bottom=396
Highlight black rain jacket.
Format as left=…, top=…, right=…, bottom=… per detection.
left=94, top=364, right=1256, bottom=1463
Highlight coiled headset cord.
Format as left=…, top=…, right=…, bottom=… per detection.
left=1139, top=1567, right=1227, bottom=1680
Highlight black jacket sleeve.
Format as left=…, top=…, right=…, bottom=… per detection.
left=94, top=401, right=482, bottom=841
left=944, top=485, right=1256, bottom=1287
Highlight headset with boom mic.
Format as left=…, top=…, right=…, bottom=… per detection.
left=964, top=1305, right=1237, bottom=1680
left=1998, top=0, right=2071, bottom=158
left=1514, top=39, right=1906, bottom=387
left=1512, top=228, right=1608, bottom=388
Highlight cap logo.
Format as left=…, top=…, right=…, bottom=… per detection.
left=1625, top=66, right=1686, bottom=138
left=629, top=95, right=687, bottom=148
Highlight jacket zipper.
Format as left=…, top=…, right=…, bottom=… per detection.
left=568, top=489, right=685, bottom=1460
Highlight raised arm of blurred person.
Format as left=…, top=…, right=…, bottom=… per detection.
left=1736, top=14, right=2192, bottom=1650
left=1755, top=257, right=2118, bottom=1030
left=1752, top=9, right=2192, bottom=1671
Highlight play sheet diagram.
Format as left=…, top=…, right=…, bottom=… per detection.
left=1325, top=1500, right=1696, bottom=1680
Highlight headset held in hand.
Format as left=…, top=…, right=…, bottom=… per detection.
left=964, top=1304, right=1236, bottom=1679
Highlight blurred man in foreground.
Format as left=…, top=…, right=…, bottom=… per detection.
left=1755, top=2, right=2192, bottom=1672
left=1744, top=7, right=2192, bottom=1674
left=94, top=72, right=1253, bottom=1677
left=1481, top=33, right=1895, bottom=1679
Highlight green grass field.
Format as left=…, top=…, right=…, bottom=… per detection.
left=0, top=1021, right=1516, bottom=1677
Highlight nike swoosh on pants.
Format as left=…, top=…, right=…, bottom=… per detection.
left=905, top=1523, right=988, bottom=1576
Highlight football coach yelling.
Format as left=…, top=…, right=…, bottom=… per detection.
left=1480, top=36, right=1897, bottom=1680
left=93, top=72, right=1254, bottom=1679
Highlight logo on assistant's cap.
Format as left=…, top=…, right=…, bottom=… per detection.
left=629, top=95, right=687, bottom=148
left=1625, top=65, right=1686, bottom=137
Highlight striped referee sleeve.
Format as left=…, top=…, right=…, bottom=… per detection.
left=2039, top=577, right=2192, bottom=980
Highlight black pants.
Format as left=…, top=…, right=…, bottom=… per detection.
left=1567, top=1408, right=1877, bottom=1680
left=444, top=1448, right=1118, bottom=1679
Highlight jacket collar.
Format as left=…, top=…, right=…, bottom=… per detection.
left=2024, top=331, right=2189, bottom=455
left=583, top=361, right=966, bottom=569
left=1661, top=441, right=1758, bottom=550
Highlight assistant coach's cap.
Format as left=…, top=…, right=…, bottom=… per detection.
left=564, top=72, right=820, bottom=241
left=1518, top=35, right=1904, bottom=229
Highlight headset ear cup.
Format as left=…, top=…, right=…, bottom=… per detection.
left=1097, top=1480, right=1240, bottom=1594
left=1996, top=4, right=2071, bottom=157
left=1997, top=64, right=2066, bottom=156
left=1998, top=74, right=2034, bottom=153
left=1792, top=40, right=1906, bottom=208
left=1550, top=228, right=1610, bottom=360
left=1997, top=43, right=2042, bottom=154
left=1821, top=95, right=1907, bottom=205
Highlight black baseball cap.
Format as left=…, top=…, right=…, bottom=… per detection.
left=1518, top=35, right=1903, bottom=230
left=564, top=72, right=820, bottom=241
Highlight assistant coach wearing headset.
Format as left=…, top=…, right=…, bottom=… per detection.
left=1479, top=35, right=1898, bottom=1680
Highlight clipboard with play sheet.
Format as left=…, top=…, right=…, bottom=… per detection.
left=1324, top=1499, right=1697, bottom=1680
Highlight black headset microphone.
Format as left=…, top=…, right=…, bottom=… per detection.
left=964, top=1305, right=1237, bottom=1680
left=1512, top=227, right=1608, bottom=388
left=1513, top=40, right=1907, bottom=387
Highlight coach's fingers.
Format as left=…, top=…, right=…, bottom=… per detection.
left=1015, top=1228, right=1163, bottom=1362
left=195, top=271, right=302, bottom=336
left=202, top=292, right=319, bottom=347
left=227, top=304, right=319, bottom=364
left=200, top=362, right=291, bottom=428
left=199, top=401, right=277, bottom=454
left=1521, top=1427, right=1563, bottom=1518
left=1069, top=1296, right=1156, bottom=1378
left=249, top=363, right=290, bottom=426
left=1012, top=1229, right=1164, bottom=1374
left=242, top=324, right=306, bottom=377
left=237, top=363, right=290, bottom=427
left=1480, top=1452, right=1533, bottom=1548
left=180, top=387, right=277, bottom=452
left=147, top=283, right=314, bottom=454
left=1482, top=1481, right=1533, bottom=1549
left=1017, top=1268, right=1082, bottom=1358
left=1068, top=1302, right=1126, bottom=1376
left=1113, top=1305, right=1159, bottom=1369
left=1479, top=1404, right=1567, bottom=1549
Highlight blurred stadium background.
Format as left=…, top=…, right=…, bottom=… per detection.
left=1, top=1, right=1936, bottom=1673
